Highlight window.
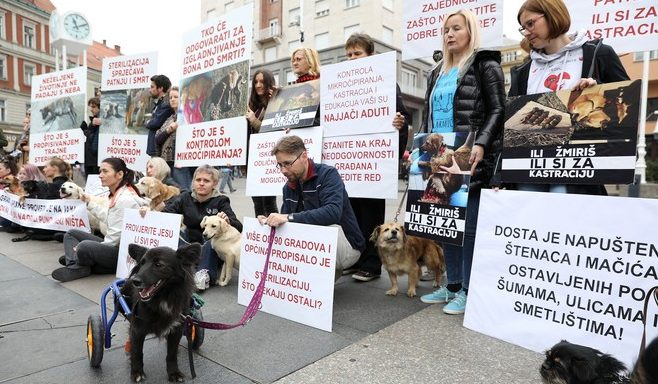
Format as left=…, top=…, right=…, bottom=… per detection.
left=383, top=26, right=394, bottom=44
left=286, top=70, right=296, bottom=85
left=0, top=55, right=6, bottom=80
left=343, top=24, right=360, bottom=40
left=0, top=100, right=6, bottom=122
left=383, top=0, right=393, bottom=10
left=345, top=0, right=360, bottom=8
left=634, top=51, right=658, bottom=61
left=315, top=32, right=329, bottom=50
left=23, top=23, right=35, bottom=48
left=0, top=12, right=5, bottom=39
left=24, top=63, right=36, bottom=86
left=647, top=98, right=658, bottom=120
left=26, top=102, right=31, bottom=115
left=315, top=0, right=329, bottom=17
left=269, top=18, right=279, bottom=35
left=264, top=46, right=277, bottom=62
left=289, top=8, right=300, bottom=26
left=288, top=39, right=301, bottom=54
left=206, top=8, right=217, bottom=19
left=401, top=68, right=417, bottom=88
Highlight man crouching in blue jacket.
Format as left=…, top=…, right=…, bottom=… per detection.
left=258, top=135, right=365, bottom=281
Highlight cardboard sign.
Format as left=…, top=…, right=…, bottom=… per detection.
left=465, top=189, right=658, bottom=367
left=0, top=190, right=90, bottom=232
left=321, top=132, right=399, bottom=199
left=260, top=80, right=321, bottom=133
left=246, top=127, right=323, bottom=197
left=30, top=66, right=87, bottom=165
left=320, top=51, right=396, bottom=138
left=176, top=5, right=253, bottom=167
left=401, top=0, right=504, bottom=61
left=238, top=218, right=337, bottom=332
left=98, top=51, right=158, bottom=170
left=502, top=80, right=640, bottom=185
left=116, top=209, right=182, bottom=278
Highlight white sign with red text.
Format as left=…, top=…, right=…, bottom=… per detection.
left=402, top=0, right=504, bottom=61
left=0, top=189, right=90, bottom=232
left=30, top=66, right=86, bottom=165
left=98, top=51, right=158, bottom=171
left=246, top=126, right=323, bottom=197
left=320, top=51, right=396, bottom=138
left=116, top=209, right=182, bottom=278
left=321, top=132, right=399, bottom=199
left=465, top=190, right=658, bottom=367
left=569, top=0, right=657, bottom=54
left=176, top=5, right=253, bottom=167
left=238, top=218, right=337, bottom=332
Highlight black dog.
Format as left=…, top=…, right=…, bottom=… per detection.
left=540, top=340, right=630, bottom=384
left=630, top=336, right=658, bottom=384
left=122, top=243, right=201, bottom=382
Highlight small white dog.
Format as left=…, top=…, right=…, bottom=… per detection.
left=59, top=181, right=108, bottom=235
left=200, top=215, right=241, bottom=286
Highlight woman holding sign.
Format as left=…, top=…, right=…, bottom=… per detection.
left=418, top=10, right=505, bottom=315
left=509, top=0, right=629, bottom=195
left=52, top=158, right=147, bottom=282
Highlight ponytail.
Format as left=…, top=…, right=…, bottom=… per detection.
left=101, top=157, right=140, bottom=196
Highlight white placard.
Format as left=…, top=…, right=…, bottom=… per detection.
left=402, top=0, right=504, bottom=61
left=246, top=127, right=323, bottom=197
left=465, top=189, right=658, bottom=367
left=569, top=0, right=657, bottom=55
left=0, top=190, right=90, bottom=232
left=30, top=66, right=87, bottom=165
left=176, top=5, right=253, bottom=167
left=321, top=132, right=398, bottom=199
left=320, top=51, right=396, bottom=138
left=116, top=209, right=182, bottom=278
left=101, top=52, right=157, bottom=91
left=238, top=218, right=337, bottom=332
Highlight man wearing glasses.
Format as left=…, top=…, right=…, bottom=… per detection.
left=258, top=135, right=364, bottom=280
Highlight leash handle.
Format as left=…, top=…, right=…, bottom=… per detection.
left=393, top=180, right=410, bottom=223
left=185, top=226, right=276, bottom=330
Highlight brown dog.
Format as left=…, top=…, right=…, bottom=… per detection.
left=135, top=177, right=180, bottom=211
left=370, top=222, right=445, bottom=297
left=0, top=175, right=26, bottom=201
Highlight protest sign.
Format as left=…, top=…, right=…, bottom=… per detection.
left=0, top=189, right=90, bottom=232
left=84, top=175, right=109, bottom=198
left=320, top=51, right=396, bottom=138
left=401, top=0, right=503, bottom=61
left=116, top=209, right=182, bottom=278
left=176, top=5, right=253, bottom=167
left=98, top=52, right=158, bottom=170
left=260, top=80, right=321, bottom=133
left=30, top=66, right=86, bottom=165
left=465, top=189, right=658, bottom=367
left=502, top=80, right=640, bottom=185
left=246, top=127, right=323, bottom=197
left=569, top=0, right=658, bottom=54
left=238, top=218, right=337, bottom=332
left=321, top=132, right=398, bottom=199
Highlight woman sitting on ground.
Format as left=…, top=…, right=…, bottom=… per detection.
left=52, top=158, right=147, bottom=282
left=146, top=156, right=184, bottom=191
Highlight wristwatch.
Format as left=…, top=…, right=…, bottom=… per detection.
left=287, top=213, right=294, bottom=222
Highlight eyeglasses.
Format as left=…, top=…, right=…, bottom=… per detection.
left=518, top=15, right=544, bottom=35
left=276, top=152, right=304, bottom=170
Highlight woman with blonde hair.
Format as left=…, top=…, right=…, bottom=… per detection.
left=146, top=156, right=182, bottom=190
left=291, top=47, right=320, bottom=83
left=418, top=9, right=505, bottom=315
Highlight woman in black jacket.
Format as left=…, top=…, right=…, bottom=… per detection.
left=418, top=9, right=505, bottom=315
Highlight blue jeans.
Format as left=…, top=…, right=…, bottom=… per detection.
left=219, top=170, right=234, bottom=192
left=444, top=188, right=481, bottom=290
left=197, top=241, right=223, bottom=284
left=516, top=183, right=567, bottom=193
left=171, top=167, right=194, bottom=191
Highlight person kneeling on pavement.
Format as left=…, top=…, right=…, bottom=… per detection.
left=257, top=135, right=364, bottom=281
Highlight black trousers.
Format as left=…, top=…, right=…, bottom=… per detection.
left=349, top=197, right=386, bottom=274
left=252, top=196, right=278, bottom=217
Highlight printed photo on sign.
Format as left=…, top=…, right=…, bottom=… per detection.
left=465, top=189, right=658, bottom=367
left=502, top=80, right=640, bottom=185
left=260, top=80, right=320, bottom=133
left=405, top=132, right=470, bottom=246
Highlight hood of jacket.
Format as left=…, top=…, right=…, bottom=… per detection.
left=529, top=30, right=589, bottom=64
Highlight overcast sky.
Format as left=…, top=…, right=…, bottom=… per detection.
left=52, top=0, right=525, bottom=84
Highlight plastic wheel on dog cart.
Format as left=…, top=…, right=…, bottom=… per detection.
left=86, top=314, right=104, bottom=367
left=191, top=310, right=204, bottom=350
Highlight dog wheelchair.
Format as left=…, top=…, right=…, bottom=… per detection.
left=85, top=279, right=205, bottom=367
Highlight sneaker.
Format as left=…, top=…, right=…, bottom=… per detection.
left=229, top=189, right=237, bottom=193
left=219, top=190, right=226, bottom=194
left=443, top=291, right=467, bottom=315
left=59, top=255, right=66, bottom=266
left=342, top=266, right=360, bottom=276
left=420, top=269, right=436, bottom=281
left=52, top=266, right=91, bottom=282
left=420, top=286, right=458, bottom=304
left=352, top=270, right=380, bottom=282
left=194, top=269, right=210, bottom=291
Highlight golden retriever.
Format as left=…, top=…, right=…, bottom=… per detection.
left=59, top=181, right=108, bottom=235
left=135, top=177, right=180, bottom=211
left=200, top=215, right=241, bottom=286
left=370, top=221, right=445, bottom=297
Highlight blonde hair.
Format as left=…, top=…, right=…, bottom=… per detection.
left=147, top=157, right=171, bottom=181
left=439, top=9, right=480, bottom=74
left=291, top=48, right=321, bottom=77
